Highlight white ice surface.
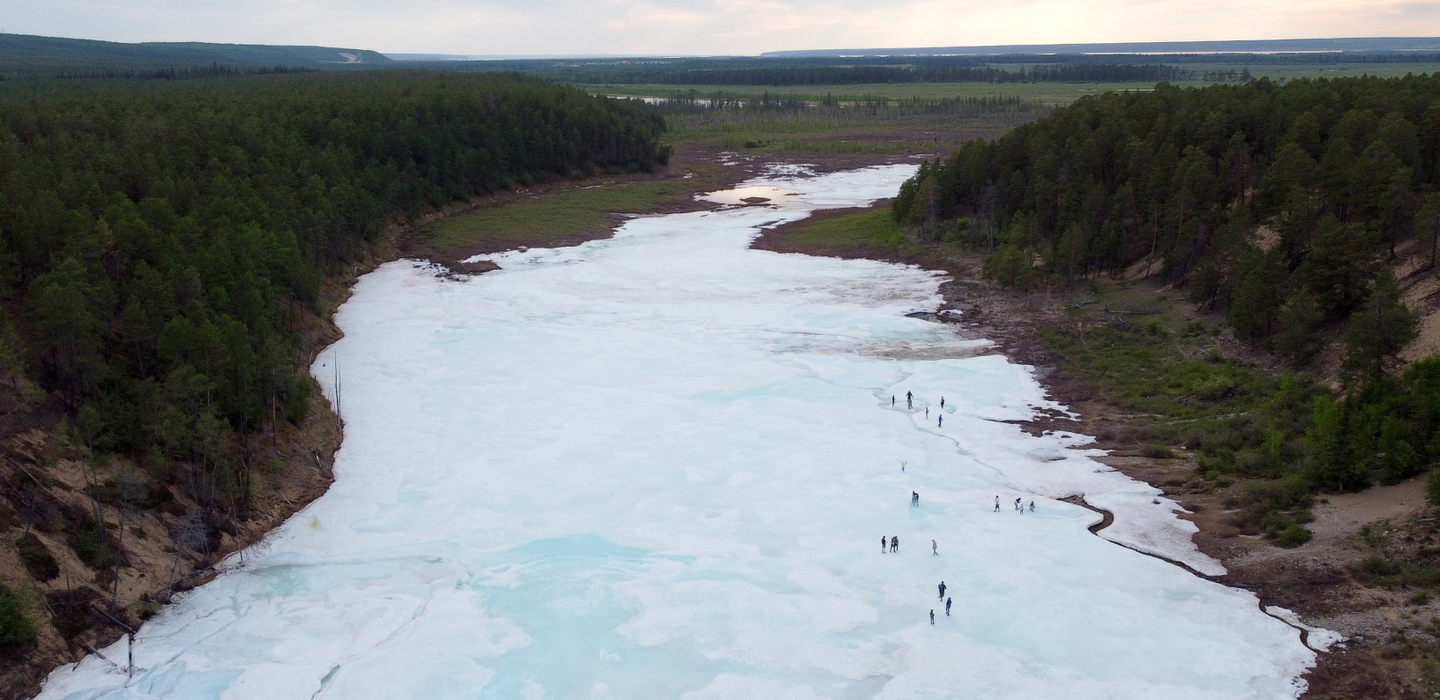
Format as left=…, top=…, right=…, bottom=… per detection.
left=35, top=165, right=1316, bottom=700
left=1265, top=606, right=1345, bottom=652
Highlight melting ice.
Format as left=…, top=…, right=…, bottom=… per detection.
left=35, top=165, right=1316, bottom=699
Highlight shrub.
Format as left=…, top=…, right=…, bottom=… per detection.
left=1427, top=469, right=1440, bottom=507
left=1234, top=474, right=1314, bottom=535
left=1276, top=523, right=1313, bottom=548
left=284, top=375, right=314, bottom=425
left=0, top=582, right=38, bottom=649
left=1356, top=554, right=1401, bottom=580
left=70, top=519, right=117, bottom=571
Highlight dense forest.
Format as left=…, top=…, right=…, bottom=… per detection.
left=0, top=71, right=666, bottom=642
left=893, top=75, right=1440, bottom=537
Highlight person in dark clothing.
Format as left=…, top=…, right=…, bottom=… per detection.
left=938, top=581, right=946, bottom=599
left=907, top=390, right=912, bottom=409
left=945, top=597, right=952, bottom=616
left=890, top=536, right=899, bottom=553
left=882, top=536, right=887, bottom=553
left=929, top=610, right=935, bottom=625
left=941, top=397, right=945, bottom=408
left=912, top=491, right=919, bottom=506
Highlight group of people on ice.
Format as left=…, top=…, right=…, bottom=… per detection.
left=930, top=581, right=952, bottom=624
left=885, top=389, right=1052, bottom=625
left=892, top=390, right=945, bottom=427
left=995, top=495, right=1036, bottom=513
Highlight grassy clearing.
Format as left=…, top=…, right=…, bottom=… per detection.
left=775, top=208, right=911, bottom=253
left=667, top=112, right=1031, bottom=155
left=1046, top=285, right=1282, bottom=426
left=422, top=105, right=1033, bottom=260
left=1040, top=279, right=1332, bottom=540
left=425, top=177, right=709, bottom=259
left=591, top=64, right=1440, bottom=108
left=1206, top=62, right=1440, bottom=81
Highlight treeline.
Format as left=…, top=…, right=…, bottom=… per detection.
left=893, top=75, right=1440, bottom=532
left=52, top=63, right=315, bottom=81
left=457, top=52, right=1440, bottom=85
left=588, top=63, right=1192, bottom=86
left=0, top=71, right=668, bottom=514
left=653, top=91, right=1042, bottom=117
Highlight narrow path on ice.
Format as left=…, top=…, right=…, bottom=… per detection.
left=1062, top=495, right=1338, bottom=653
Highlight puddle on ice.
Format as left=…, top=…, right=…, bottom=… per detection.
left=701, top=184, right=802, bottom=207
left=35, top=165, right=1319, bottom=700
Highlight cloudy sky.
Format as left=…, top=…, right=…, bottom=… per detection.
left=5, top=0, right=1440, bottom=56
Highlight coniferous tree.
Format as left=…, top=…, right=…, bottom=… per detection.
left=1342, top=269, right=1416, bottom=384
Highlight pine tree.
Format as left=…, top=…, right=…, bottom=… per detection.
left=1417, top=191, right=1440, bottom=270
left=1342, top=269, right=1416, bottom=384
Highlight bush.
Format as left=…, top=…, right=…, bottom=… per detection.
left=1233, top=474, right=1314, bottom=535
left=1427, top=469, right=1440, bottom=507
left=284, top=375, right=314, bottom=425
left=1356, top=554, right=1401, bottom=580
left=0, top=582, right=38, bottom=649
left=70, top=519, right=117, bottom=571
left=1276, top=523, right=1313, bottom=548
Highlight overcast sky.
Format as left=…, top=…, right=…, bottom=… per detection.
left=5, top=0, right=1440, bottom=56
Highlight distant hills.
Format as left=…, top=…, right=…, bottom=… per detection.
left=763, top=37, right=1440, bottom=57
left=0, top=33, right=393, bottom=68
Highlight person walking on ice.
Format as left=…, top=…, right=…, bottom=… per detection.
left=931, top=539, right=938, bottom=555
left=891, top=396, right=895, bottom=406
left=994, top=495, right=1000, bottom=512
left=907, top=391, right=912, bottom=409
left=1029, top=500, right=1036, bottom=512
left=945, top=597, right=952, bottom=616
left=938, top=581, right=946, bottom=599
left=938, top=415, right=942, bottom=427
left=925, top=407, right=929, bottom=418
left=912, top=491, right=919, bottom=506
left=930, top=610, right=935, bottom=625
left=881, top=536, right=887, bottom=553
left=890, top=536, right=899, bottom=553
left=941, top=396, right=945, bottom=408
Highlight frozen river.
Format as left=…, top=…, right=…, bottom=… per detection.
left=36, top=165, right=1317, bottom=699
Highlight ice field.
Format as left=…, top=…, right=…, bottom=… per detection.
left=35, top=165, right=1320, bottom=699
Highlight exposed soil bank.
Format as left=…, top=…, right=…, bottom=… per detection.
left=0, top=311, right=344, bottom=699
